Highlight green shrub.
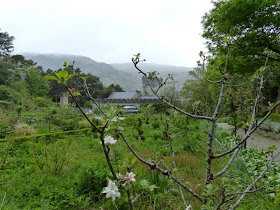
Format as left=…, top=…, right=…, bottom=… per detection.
left=151, top=121, right=160, bottom=129
left=152, top=130, right=162, bottom=140
left=76, top=161, right=108, bottom=202
left=33, top=97, right=53, bottom=107
left=51, top=117, right=61, bottom=126
left=268, top=113, right=280, bottom=123
left=61, top=119, right=77, bottom=131
left=83, top=101, right=92, bottom=109
left=159, top=146, right=172, bottom=156
left=0, top=122, right=11, bottom=138
left=260, top=119, right=280, bottom=133
left=275, top=191, right=280, bottom=207
left=0, top=85, right=13, bottom=101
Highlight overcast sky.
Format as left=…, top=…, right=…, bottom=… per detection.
left=0, top=0, right=213, bottom=67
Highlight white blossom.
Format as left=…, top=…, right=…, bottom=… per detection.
left=102, top=180, right=120, bottom=201
left=104, top=136, right=117, bottom=145
left=124, top=172, right=136, bottom=183
left=186, top=205, right=192, bottom=210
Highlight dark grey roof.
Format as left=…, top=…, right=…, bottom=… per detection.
left=139, top=96, right=158, bottom=100
left=107, top=92, right=137, bottom=99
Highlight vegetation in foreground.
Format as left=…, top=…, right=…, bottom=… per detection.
left=0, top=105, right=280, bottom=209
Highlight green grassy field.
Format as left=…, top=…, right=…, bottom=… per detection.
left=0, top=107, right=279, bottom=209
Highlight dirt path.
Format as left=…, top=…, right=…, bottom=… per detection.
left=218, top=123, right=280, bottom=164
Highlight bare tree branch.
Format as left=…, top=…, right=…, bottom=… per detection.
left=65, top=85, right=101, bottom=133
left=119, top=131, right=207, bottom=203
left=213, top=99, right=280, bottom=159
left=225, top=186, right=265, bottom=197
left=212, top=52, right=271, bottom=179
left=132, top=55, right=213, bottom=121
left=205, top=46, right=230, bottom=186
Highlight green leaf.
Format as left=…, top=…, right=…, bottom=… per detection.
left=224, top=37, right=231, bottom=44
left=63, top=61, right=67, bottom=66
left=216, top=59, right=223, bottom=65
left=60, top=70, right=68, bottom=79
left=55, top=70, right=68, bottom=79
left=111, top=116, right=118, bottom=122
left=131, top=157, right=137, bottom=165
left=269, top=193, right=276, bottom=198
left=206, top=184, right=212, bottom=190
left=149, top=185, right=158, bottom=192
left=44, top=75, right=59, bottom=81
left=94, top=114, right=105, bottom=122
left=67, top=73, right=77, bottom=80
left=81, top=76, right=89, bottom=81
left=139, top=179, right=149, bottom=188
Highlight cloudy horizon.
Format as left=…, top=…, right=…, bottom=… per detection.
left=1, top=0, right=213, bottom=67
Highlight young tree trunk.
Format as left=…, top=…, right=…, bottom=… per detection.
left=276, top=86, right=280, bottom=114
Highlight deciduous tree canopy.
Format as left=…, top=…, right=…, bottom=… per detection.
left=202, top=0, right=280, bottom=64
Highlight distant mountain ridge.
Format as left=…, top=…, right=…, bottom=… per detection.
left=110, top=63, right=193, bottom=89
left=22, top=52, right=193, bottom=91
left=110, top=62, right=193, bottom=72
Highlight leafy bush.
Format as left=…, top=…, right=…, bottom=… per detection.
left=33, top=97, right=53, bottom=107
left=0, top=85, right=13, bottom=101
left=0, top=122, right=12, bottom=138
left=76, top=161, right=108, bottom=202
left=268, top=113, right=280, bottom=123
left=152, top=130, right=162, bottom=140
left=83, top=101, right=92, bottom=109
left=151, top=120, right=160, bottom=129
left=61, top=119, right=77, bottom=131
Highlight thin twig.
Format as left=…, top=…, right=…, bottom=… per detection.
left=119, top=131, right=206, bottom=203
left=65, top=85, right=101, bottom=133
left=225, top=186, right=265, bottom=196
left=132, top=58, right=212, bottom=121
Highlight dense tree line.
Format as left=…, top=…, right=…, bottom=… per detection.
left=201, top=0, right=280, bottom=113
left=0, top=29, right=123, bottom=107
left=181, top=0, right=280, bottom=117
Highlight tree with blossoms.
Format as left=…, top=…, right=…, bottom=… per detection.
left=45, top=46, right=280, bottom=209
left=44, top=1, right=280, bottom=208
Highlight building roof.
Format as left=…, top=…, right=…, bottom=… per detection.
left=138, top=96, right=158, bottom=100
left=107, top=92, right=137, bottom=99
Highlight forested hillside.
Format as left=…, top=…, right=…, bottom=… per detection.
left=23, top=53, right=192, bottom=91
